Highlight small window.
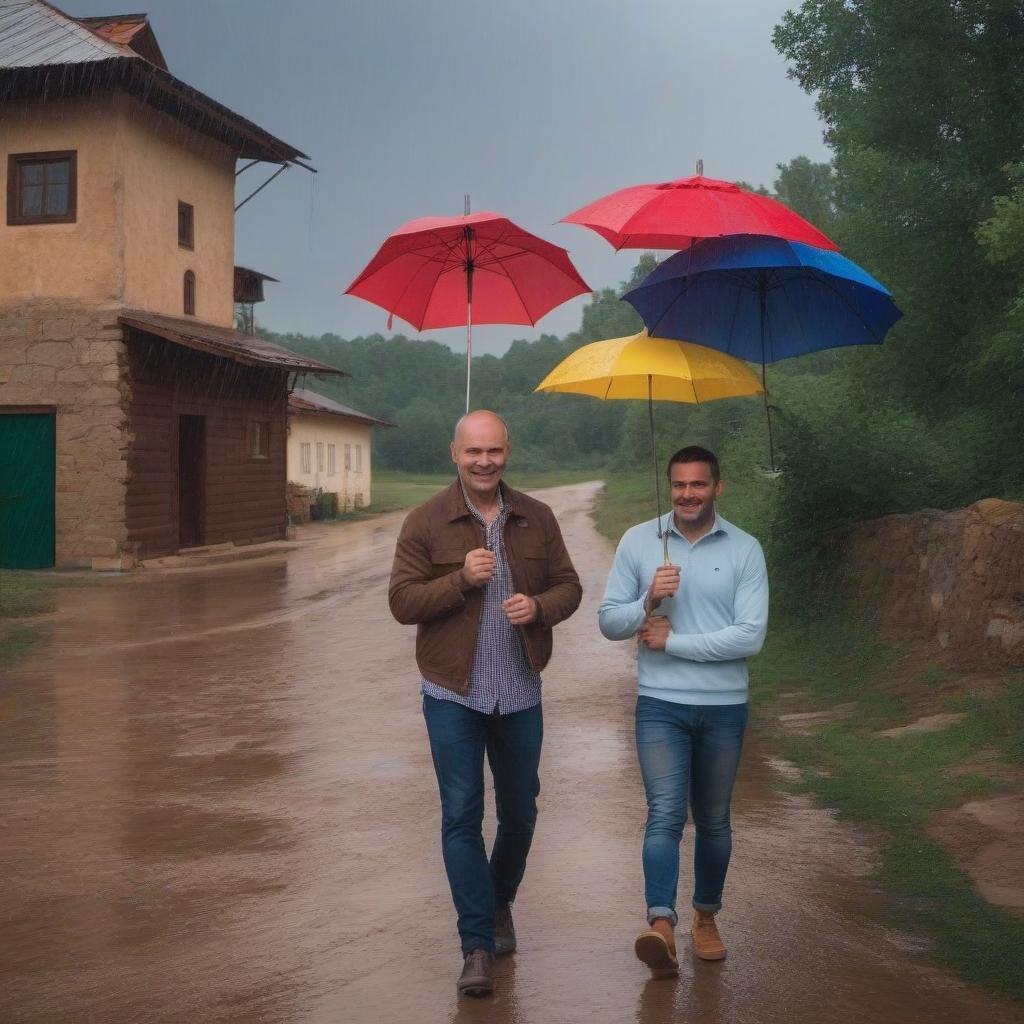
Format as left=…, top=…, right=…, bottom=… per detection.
left=355, top=444, right=363, bottom=473
left=249, top=420, right=270, bottom=459
left=327, top=443, right=336, bottom=475
left=344, top=443, right=352, bottom=471
left=183, top=270, right=196, bottom=315
left=7, top=151, right=77, bottom=225
left=316, top=441, right=324, bottom=472
left=178, top=201, right=194, bottom=248
left=300, top=441, right=311, bottom=474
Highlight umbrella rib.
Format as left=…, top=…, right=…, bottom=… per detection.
left=488, top=254, right=538, bottom=323
left=384, top=258, right=445, bottom=330
left=645, top=274, right=697, bottom=337
left=725, top=280, right=745, bottom=356
left=767, top=270, right=888, bottom=353
left=810, top=273, right=890, bottom=343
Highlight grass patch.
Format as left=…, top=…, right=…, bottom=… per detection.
left=335, top=468, right=602, bottom=518
left=755, top=615, right=1024, bottom=999
left=0, top=569, right=96, bottom=671
left=752, top=611, right=895, bottom=709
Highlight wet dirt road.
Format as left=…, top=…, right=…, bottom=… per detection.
left=2, top=482, right=1020, bottom=1024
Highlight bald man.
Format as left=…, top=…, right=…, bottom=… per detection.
left=389, top=411, right=582, bottom=997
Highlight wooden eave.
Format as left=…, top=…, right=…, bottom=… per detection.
left=119, top=310, right=346, bottom=375
left=0, top=56, right=309, bottom=165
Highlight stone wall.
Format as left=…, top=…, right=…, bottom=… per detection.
left=842, top=499, right=1024, bottom=668
left=0, top=299, right=132, bottom=568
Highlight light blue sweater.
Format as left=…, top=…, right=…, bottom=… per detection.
left=598, top=512, right=768, bottom=705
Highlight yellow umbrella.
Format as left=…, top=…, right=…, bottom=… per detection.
left=535, top=330, right=763, bottom=560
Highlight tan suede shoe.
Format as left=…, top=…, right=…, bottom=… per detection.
left=634, top=917, right=679, bottom=978
left=691, top=910, right=727, bottom=960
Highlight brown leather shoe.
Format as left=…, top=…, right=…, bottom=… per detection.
left=691, top=910, right=727, bottom=960
left=634, top=917, right=679, bottom=978
left=457, top=949, right=495, bottom=997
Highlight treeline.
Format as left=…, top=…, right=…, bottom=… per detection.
left=261, top=257, right=665, bottom=474
left=268, top=1, right=1024, bottom=593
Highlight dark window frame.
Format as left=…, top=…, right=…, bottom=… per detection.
left=183, top=270, right=196, bottom=315
left=248, top=420, right=271, bottom=461
left=7, top=150, right=77, bottom=225
left=178, top=200, right=194, bottom=249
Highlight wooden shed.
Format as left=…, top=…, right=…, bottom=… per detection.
left=120, top=311, right=342, bottom=558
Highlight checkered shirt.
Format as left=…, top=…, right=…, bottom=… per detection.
left=420, top=486, right=542, bottom=714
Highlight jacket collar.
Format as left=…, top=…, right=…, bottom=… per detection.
left=443, top=478, right=524, bottom=522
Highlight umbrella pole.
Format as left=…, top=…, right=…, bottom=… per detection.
left=464, top=227, right=475, bottom=414
left=648, top=376, right=669, bottom=564
left=759, top=277, right=776, bottom=471
left=465, top=294, right=473, bottom=414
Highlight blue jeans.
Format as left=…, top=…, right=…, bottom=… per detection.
left=422, top=695, right=543, bottom=954
left=635, top=695, right=748, bottom=924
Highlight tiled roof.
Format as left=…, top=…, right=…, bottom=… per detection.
left=0, top=1, right=310, bottom=165
left=289, top=388, right=394, bottom=427
left=77, top=13, right=167, bottom=69
left=119, top=310, right=347, bottom=376
left=0, top=0, right=133, bottom=67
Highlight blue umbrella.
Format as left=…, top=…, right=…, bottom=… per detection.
left=622, top=234, right=903, bottom=466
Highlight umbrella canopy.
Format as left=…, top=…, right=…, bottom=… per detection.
left=622, top=234, right=903, bottom=469
left=535, top=331, right=763, bottom=403
left=561, top=174, right=839, bottom=252
left=346, top=210, right=589, bottom=412
left=621, top=234, right=902, bottom=363
left=535, top=331, right=762, bottom=561
left=346, top=211, right=590, bottom=330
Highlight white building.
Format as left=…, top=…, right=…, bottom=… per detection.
left=287, top=389, right=391, bottom=511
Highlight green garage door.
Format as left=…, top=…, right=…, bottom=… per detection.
left=0, top=412, right=56, bottom=569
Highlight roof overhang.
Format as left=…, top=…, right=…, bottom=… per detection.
left=119, top=310, right=346, bottom=375
left=288, top=389, right=395, bottom=427
left=1, top=52, right=309, bottom=166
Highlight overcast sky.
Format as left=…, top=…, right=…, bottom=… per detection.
left=63, top=0, right=830, bottom=354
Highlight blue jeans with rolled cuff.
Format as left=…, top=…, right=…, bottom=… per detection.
left=422, top=694, right=542, bottom=954
left=635, top=695, right=748, bottom=925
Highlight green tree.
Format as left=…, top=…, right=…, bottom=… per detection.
left=773, top=156, right=837, bottom=232
left=772, top=0, right=1024, bottom=513
left=774, top=1, right=1024, bottom=412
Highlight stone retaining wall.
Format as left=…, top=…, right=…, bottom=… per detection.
left=842, top=499, right=1024, bottom=668
left=0, top=299, right=132, bottom=567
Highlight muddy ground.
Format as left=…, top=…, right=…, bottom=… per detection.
left=2, top=482, right=1020, bottom=1023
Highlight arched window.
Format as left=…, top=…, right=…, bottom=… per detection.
left=183, top=270, right=196, bottom=315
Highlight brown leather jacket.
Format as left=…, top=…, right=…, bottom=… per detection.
left=388, top=479, right=582, bottom=695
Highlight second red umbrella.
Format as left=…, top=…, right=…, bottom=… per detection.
left=561, top=173, right=838, bottom=251
left=346, top=211, right=590, bottom=412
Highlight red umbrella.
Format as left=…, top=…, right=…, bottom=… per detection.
left=346, top=211, right=590, bottom=411
left=561, top=174, right=838, bottom=251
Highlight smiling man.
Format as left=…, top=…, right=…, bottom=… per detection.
left=598, top=445, right=768, bottom=977
left=388, top=410, right=582, bottom=997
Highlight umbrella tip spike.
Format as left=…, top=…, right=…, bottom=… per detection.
left=696, top=158, right=704, bottom=176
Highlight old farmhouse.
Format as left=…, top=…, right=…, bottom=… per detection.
left=0, top=1, right=341, bottom=569
left=287, top=389, right=392, bottom=514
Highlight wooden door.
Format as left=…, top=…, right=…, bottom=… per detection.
left=177, top=415, right=205, bottom=548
